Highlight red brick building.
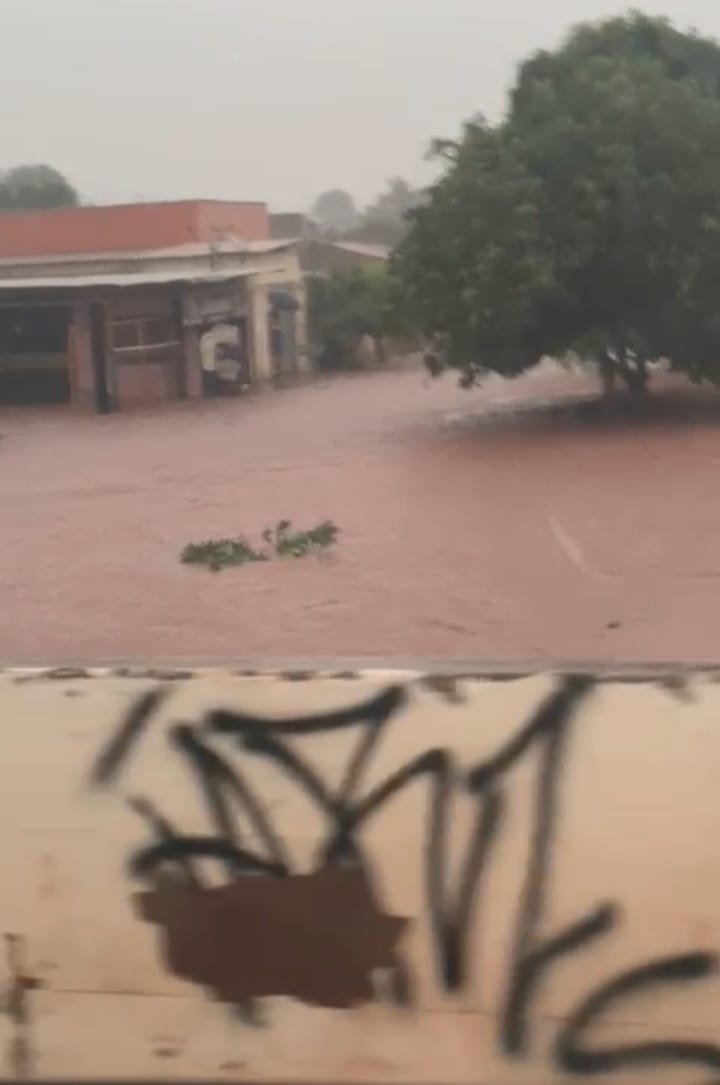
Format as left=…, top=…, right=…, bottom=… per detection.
left=0, top=201, right=306, bottom=410
left=0, top=200, right=270, bottom=259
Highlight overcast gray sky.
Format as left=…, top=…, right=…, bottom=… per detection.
left=1, top=0, right=718, bottom=213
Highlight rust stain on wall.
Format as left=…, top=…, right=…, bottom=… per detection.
left=133, top=866, right=408, bottom=1009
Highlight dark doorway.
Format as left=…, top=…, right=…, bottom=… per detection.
left=268, top=290, right=300, bottom=377
left=0, top=305, right=71, bottom=405
left=172, top=293, right=187, bottom=399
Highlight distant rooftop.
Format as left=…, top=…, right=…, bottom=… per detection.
left=0, top=267, right=262, bottom=293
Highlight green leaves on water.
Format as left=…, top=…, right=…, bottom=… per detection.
left=180, top=520, right=339, bottom=573
left=261, top=519, right=339, bottom=559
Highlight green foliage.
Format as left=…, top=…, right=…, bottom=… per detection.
left=311, top=179, right=424, bottom=247
left=180, top=536, right=268, bottom=573
left=344, top=178, right=425, bottom=247
left=262, top=519, right=339, bottom=557
left=0, top=165, right=79, bottom=212
left=307, top=265, right=409, bottom=370
left=396, top=12, right=720, bottom=393
left=181, top=521, right=339, bottom=571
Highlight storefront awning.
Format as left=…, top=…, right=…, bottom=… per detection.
left=0, top=268, right=262, bottom=291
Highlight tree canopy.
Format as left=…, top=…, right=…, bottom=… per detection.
left=311, top=179, right=423, bottom=246
left=344, top=178, right=424, bottom=246
left=307, top=264, right=410, bottom=370
left=311, top=189, right=358, bottom=234
left=0, top=165, right=79, bottom=212
left=395, top=13, right=720, bottom=393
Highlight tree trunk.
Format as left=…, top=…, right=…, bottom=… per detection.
left=612, top=346, right=649, bottom=399
left=623, top=358, right=648, bottom=399
left=599, top=355, right=617, bottom=397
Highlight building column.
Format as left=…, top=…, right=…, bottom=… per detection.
left=183, top=325, right=203, bottom=398
left=90, top=302, right=113, bottom=412
left=249, top=282, right=273, bottom=382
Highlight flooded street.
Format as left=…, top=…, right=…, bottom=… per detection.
left=3, top=362, right=720, bottom=664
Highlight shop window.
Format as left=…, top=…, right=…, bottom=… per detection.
left=111, top=315, right=178, bottom=365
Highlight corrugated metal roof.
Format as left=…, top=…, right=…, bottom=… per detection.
left=0, top=238, right=295, bottom=270
left=330, top=241, right=390, bottom=260
left=0, top=268, right=263, bottom=291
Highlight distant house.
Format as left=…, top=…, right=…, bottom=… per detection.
left=269, top=213, right=321, bottom=243
left=0, top=201, right=308, bottom=411
left=304, top=239, right=390, bottom=276
left=269, top=212, right=390, bottom=276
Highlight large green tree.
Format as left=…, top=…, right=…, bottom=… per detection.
left=396, top=13, right=720, bottom=394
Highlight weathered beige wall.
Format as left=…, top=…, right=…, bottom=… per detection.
left=0, top=667, right=719, bottom=1083
left=246, top=246, right=303, bottom=288
left=245, top=248, right=308, bottom=375
left=248, top=280, right=272, bottom=382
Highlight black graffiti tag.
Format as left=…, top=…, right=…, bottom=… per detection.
left=90, top=676, right=720, bottom=1077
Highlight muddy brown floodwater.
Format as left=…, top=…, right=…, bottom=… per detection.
left=2, top=362, right=720, bottom=664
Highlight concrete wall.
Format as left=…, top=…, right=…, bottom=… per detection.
left=249, top=280, right=272, bottom=382
left=112, top=360, right=179, bottom=408
left=197, top=201, right=269, bottom=244
left=1, top=665, right=719, bottom=1083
